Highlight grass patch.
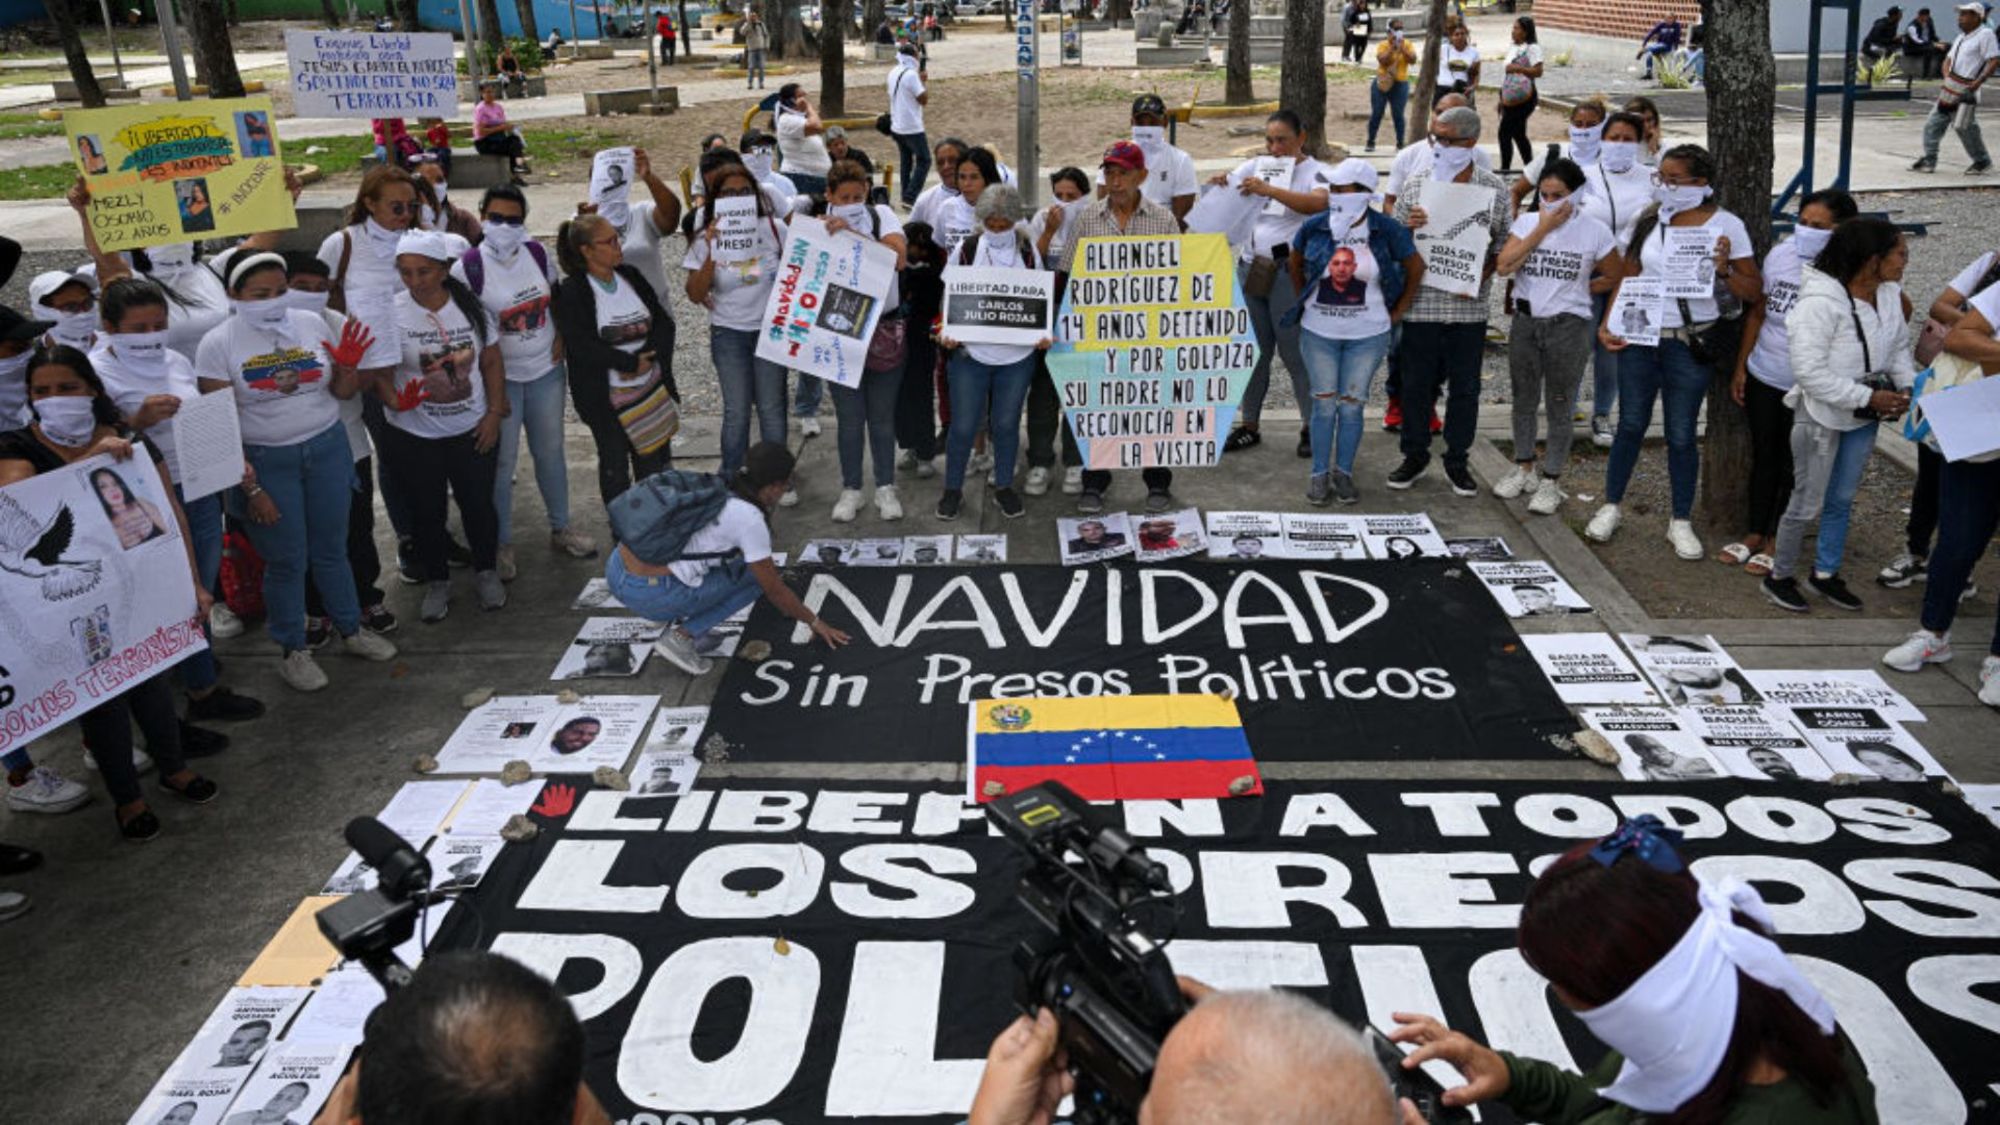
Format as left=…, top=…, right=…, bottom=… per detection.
left=0, top=163, right=80, bottom=201
left=0, top=112, right=63, bottom=140
left=290, top=126, right=622, bottom=178
left=0, top=69, right=67, bottom=87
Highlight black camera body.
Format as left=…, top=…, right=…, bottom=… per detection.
left=313, top=816, right=439, bottom=992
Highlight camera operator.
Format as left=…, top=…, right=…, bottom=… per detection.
left=968, top=979, right=1413, bottom=1125
left=1387, top=816, right=1877, bottom=1124
left=310, top=951, right=611, bottom=1125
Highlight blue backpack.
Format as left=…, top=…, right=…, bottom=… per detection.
left=611, top=470, right=738, bottom=567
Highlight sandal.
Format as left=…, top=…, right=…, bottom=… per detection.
left=1716, top=542, right=1751, bottom=565
left=160, top=774, right=219, bottom=805
left=119, top=809, right=161, bottom=843
left=1744, top=553, right=1775, bottom=577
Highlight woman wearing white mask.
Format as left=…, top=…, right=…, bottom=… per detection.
left=683, top=162, right=790, bottom=481
left=813, top=160, right=909, bottom=523
left=28, top=270, right=99, bottom=354
left=1509, top=98, right=1608, bottom=214
left=451, top=184, right=597, bottom=580
left=1390, top=816, right=1876, bottom=1123
left=1721, top=190, right=1857, bottom=579
left=65, top=177, right=230, bottom=363
left=1589, top=144, right=1763, bottom=560
left=1575, top=111, right=1656, bottom=449
left=414, top=158, right=480, bottom=246
left=196, top=253, right=398, bottom=691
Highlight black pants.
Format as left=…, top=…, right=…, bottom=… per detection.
left=1921, top=457, right=2000, bottom=646
left=1908, top=441, right=1943, bottom=556
left=1742, top=376, right=1794, bottom=539
left=585, top=414, right=671, bottom=508
left=474, top=132, right=526, bottom=162
left=81, top=676, right=183, bottom=808
left=1081, top=468, right=1172, bottom=495
left=1498, top=91, right=1537, bottom=170
left=1025, top=359, right=1080, bottom=469
left=1397, top=321, right=1485, bottom=467
left=307, top=453, right=385, bottom=616
left=896, top=330, right=940, bottom=459
left=1341, top=33, right=1368, bottom=62
left=375, top=424, right=500, bottom=581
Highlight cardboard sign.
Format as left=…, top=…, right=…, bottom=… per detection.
left=757, top=217, right=899, bottom=389
left=66, top=97, right=295, bottom=253
left=284, top=30, right=459, bottom=118
left=1412, top=179, right=1497, bottom=298
left=942, top=266, right=1056, bottom=346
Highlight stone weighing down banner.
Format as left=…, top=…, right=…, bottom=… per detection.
left=66, top=96, right=294, bottom=253
left=284, top=30, right=458, bottom=118
left=434, top=778, right=2000, bottom=1125
left=1046, top=233, right=1259, bottom=470
left=758, top=217, right=899, bottom=389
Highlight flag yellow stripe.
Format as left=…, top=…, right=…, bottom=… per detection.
left=974, top=693, right=1240, bottom=735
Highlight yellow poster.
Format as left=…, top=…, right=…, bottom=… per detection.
left=64, top=96, right=294, bottom=253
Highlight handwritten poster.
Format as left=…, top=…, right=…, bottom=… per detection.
left=942, top=265, right=1055, bottom=346
left=284, top=30, right=459, bottom=118
left=66, top=96, right=294, bottom=253
left=1046, top=233, right=1260, bottom=470
left=756, top=216, right=899, bottom=389
left=1412, top=179, right=1497, bottom=298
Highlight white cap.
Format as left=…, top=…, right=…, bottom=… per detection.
left=395, top=229, right=456, bottom=262
left=28, top=269, right=92, bottom=310
left=1959, top=2, right=1985, bottom=14
left=1327, top=158, right=1381, bottom=194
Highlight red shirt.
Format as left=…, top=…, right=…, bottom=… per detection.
left=657, top=14, right=674, bottom=37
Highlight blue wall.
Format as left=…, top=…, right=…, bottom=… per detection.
left=414, top=0, right=711, bottom=38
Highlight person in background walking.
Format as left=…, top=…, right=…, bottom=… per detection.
left=1907, top=7, right=1949, bottom=78
left=1497, top=17, right=1544, bottom=173
left=1911, top=2, right=1999, bottom=174
left=1722, top=189, right=1855, bottom=579
left=888, top=43, right=931, bottom=209
left=1635, top=15, right=1682, bottom=80
left=656, top=10, right=677, bottom=63
left=1367, top=19, right=1418, bottom=152
left=742, top=8, right=771, bottom=90
left=1762, top=218, right=1913, bottom=615
left=1340, top=0, right=1371, bottom=64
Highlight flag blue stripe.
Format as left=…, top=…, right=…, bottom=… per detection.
left=975, top=727, right=1253, bottom=768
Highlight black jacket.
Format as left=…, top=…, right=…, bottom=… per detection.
left=552, top=263, right=679, bottom=429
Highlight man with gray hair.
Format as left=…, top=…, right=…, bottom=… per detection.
left=967, top=984, right=1413, bottom=1125
left=1387, top=104, right=1510, bottom=499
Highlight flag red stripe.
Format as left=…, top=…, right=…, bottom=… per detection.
left=974, top=760, right=1263, bottom=803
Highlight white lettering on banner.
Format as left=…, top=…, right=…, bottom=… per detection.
left=1121, top=799, right=1225, bottom=838
left=1369, top=853, right=1522, bottom=929
left=1400, top=792, right=1503, bottom=837
left=1846, top=860, right=2000, bottom=937
left=806, top=790, right=911, bottom=835
left=1279, top=794, right=1378, bottom=837
left=516, top=840, right=669, bottom=913
left=1164, top=940, right=1331, bottom=990
left=1723, top=795, right=1839, bottom=844
left=824, top=943, right=985, bottom=1115
left=1611, top=794, right=1730, bottom=838
left=1907, top=955, right=2000, bottom=1039
left=1690, top=856, right=1867, bottom=934
left=1197, top=852, right=1368, bottom=927
left=619, top=938, right=820, bottom=1109
left=711, top=791, right=809, bottom=833
left=1354, top=945, right=1472, bottom=1092
left=1468, top=948, right=1582, bottom=1072
left=830, top=845, right=978, bottom=919
left=1827, top=797, right=1953, bottom=845
left=1797, top=958, right=1968, bottom=1124
left=488, top=933, right=645, bottom=1022
left=679, top=843, right=824, bottom=918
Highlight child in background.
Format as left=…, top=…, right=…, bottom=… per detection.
left=423, top=117, right=453, bottom=178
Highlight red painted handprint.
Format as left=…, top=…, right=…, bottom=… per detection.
left=325, top=319, right=376, bottom=368
left=532, top=782, right=576, bottom=819
left=391, top=379, right=429, bottom=412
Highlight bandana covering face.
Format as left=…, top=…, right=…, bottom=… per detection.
left=1791, top=225, right=1834, bottom=262
left=234, top=295, right=295, bottom=338
left=1653, top=182, right=1713, bottom=220
left=1431, top=142, right=1476, bottom=181
left=286, top=289, right=333, bottom=314
left=829, top=202, right=871, bottom=231
left=35, top=395, right=99, bottom=447
left=111, top=329, right=172, bottom=377
left=1600, top=141, right=1641, bottom=174
left=480, top=220, right=527, bottom=258
left=1575, top=876, right=1837, bottom=1114
left=49, top=310, right=98, bottom=351
left=1326, top=193, right=1372, bottom=230
left=1569, top=121, right=1606, bottom=163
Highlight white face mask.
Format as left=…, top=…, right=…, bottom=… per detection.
left=34, top=395, right=99, bottom=448
left=421, top=203, right=444, bottom=231
left=481, top=220, right=528, bottom=258
left=744, top=150, right=775, bottom=180
left=0, top=350, right=29, bottom=383
left=1568, top=122, right=1606, bottom=162
left=50, top=310, right=97, bottom=351
left=1430, top=142, right=1475, bottom=180
left=830, top=202, right=871, bottom=230
left=148, top=242, right=196, bottom=273
left=432, top=180, right=449, bottom=204
left=286, top=289, right=333, bottom=314
left=363, top=217, right=405, bottom=258
left=234, top=295, right=293, bottom=333
left=1326, top=192, right=1372, bottom=229
left=1791, top=225, right=1834, bottom=262
left=1653, top=181, right=1712, bottom=214
left=1600, top=140, right=1640, bottom=174
left=112, top=328, right=172, bottom=376
left=1131, top=125, right=1166, bottom=151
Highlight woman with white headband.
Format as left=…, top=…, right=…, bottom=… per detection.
left=1389, top=816, right=1876, bottom=1123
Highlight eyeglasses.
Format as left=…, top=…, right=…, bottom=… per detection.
left=590, top=236, right=620, bottom=248
left=484, top=213, right=524, bottom=225
left=379, top=200, right=414, bottom=216
left=51, top=297, right=96, bottom=314
left=1649, top=173, right=1704, bottom=187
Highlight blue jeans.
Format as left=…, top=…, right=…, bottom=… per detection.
left=746, top=47, right=767, bottom=86
left=607, top=548, right=760, bottom=638
left=1239, top=261, right=1305, bottom=429
left=794, top=371, right=824, bottom=418
left=496, top=364, right=573, bottom=544
left=1299, top=328, right=1392, bottom=476
left=834, top=359, right=904, bottom=489
left=1590, top=290, right=1618, bottom=419
left=1771, top=420, right=1876, bottom=580
left=788, top=172, right=828, bottom=197
left=712, top=325, right=789, bottom=477
left=945, top=351, right=1035, bottom=489
left=1368, top=79, right=1410, bottom=147
left=242, top=423, right=361, bottom=652
left=1605, top=338, right=1708, bottom=518
left=174, top=485, right=222, bottom=692
left=1921, top=458, right=2000, bottom=648
left=893, top=131, right=931, bottom=206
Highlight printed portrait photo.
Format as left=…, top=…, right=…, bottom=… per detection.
left=77, top=133, right=109, bottom=176
left=175, top=177, right=215, bottom=234
left=85, top=465, right=171, bottom=551
left=235, top=110, right=275, bottom=158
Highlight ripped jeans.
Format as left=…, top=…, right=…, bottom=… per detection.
left=1298, top=327, right=1393, bottom=477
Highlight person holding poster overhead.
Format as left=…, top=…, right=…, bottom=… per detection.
left=683, top=163, right=791, bottom=482
left=0, top=350, right=220, bottom=840
left=1285, top=158, right=1421, bottom=507
left=1588, top=144, right=1762, bottom=561
left=816, top=161, right=910, bottom=524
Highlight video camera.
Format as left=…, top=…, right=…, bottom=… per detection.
left=313, top=817, right=454, bottom=993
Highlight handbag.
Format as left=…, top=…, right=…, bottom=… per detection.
left=1674, top=296, right=1740, bottom=366
left=1501, top=71, right=1534, bottom=107
left=1242, top=255, right=1279, bottom=299
left=219, top=529, right=266, bottom=620
left=875, top=112, right=894, bottom=136
left=866, top=313, right=908, bottom=372
left=611, top=372, right=679, bottom=457
left=1905, top=349, right=2000, bottom=461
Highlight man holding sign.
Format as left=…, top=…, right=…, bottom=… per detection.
left=1390, top=105, right=1510, bottom=497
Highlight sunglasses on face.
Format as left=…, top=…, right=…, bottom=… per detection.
left=484, top=213, right=524, bottom=225
left=379, top=199, right=414, bottom=216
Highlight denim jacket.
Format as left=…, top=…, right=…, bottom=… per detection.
left=1281, top=208, right=1417, bottom=328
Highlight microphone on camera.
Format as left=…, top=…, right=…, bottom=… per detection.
left=344, top=816, right=432, bottom=903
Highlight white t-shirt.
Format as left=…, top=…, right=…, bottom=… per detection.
left=1947, top=25, right=2000, bottom=85
left=310, top=306, right=372, bottom=461
left=1442, top=43, right=1480, bottom=84
left=1967, top=280, right=2000, bottom=332
left=1577, top=162, right=1655, bottom=247
left=1385, top=140, right=1493, bottom=200
left=90, top=339, right=204, bottom=479
left=1229, top=156, right=1331, bottom=258
left=1507, top=210, right=1616, bottom=321
left=828, top=203, right=906, bottom=307
left=1299, top=215, right=1391, bottom=341
left=1505, top=42, right=1545, bottom=71
left=317, top=223, right=408, bottom=369
left=153, top=263, right=229, bottom=362
left=670, top=496, right=772, bottom=585
left=591, top=273, right=654, bottom=390
left=909, top=183, right=959, bottom=230
left=450, top=242, right=557, bottom=382
left=888, top=61, right=926, bottom=134
left=1636, top=209, right=1755, bottom=328
left=385, top=293, right=497, bottom=439
left=612, top=201, right=673, bottom=308
left=775, top=109, right=832, bottom=177
left=1946, top=249, right=2000, bottom=300
left=935, top=194, right=980, bottom=257
left=1746, top=238, right=1809, bottom=390
left=1096, top=144, right=1200, bottom=209
left=681, top=212, right=788, bottom=332
left=196, top=310, right=345, bottom=448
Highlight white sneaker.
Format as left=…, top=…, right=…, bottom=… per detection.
left=1527, top=476, right=1565, bottom=515
left=914, top=458, right=937, bottom=479
left=1667, top=519, right=1703, bottom=561
left=1882, top=629, right=1952, bottom=673
left=875, top=484, right=904, bottom=520
left=778, top=487, right=800, bottom=508
left=342, top=629, right=398, bottom=662
left=82, top=747, right=152, bottom=775
left=1062, top=467, right=1084, bottom=495
left=550, top=527, right=599, bottom=558
left=1982, top=676, right=2000, bottom=708
left=898, top=448, right=918, bottom=469
left=5, top=766, right=89, bottom=814
left=1981, top=654, right=2000, bottom=686
left=0, top=890, right=27, bottom=922
left=1584, top=503, right=1622, bottom=542
left=831, top=489, right=864, bottom=522
left=800, top=416, right=822, bottom=437
left=280, top=648, right=330, bottom=692
left=652, top=627, right=715, bottom=676
left=209, top=602, right=245, bottom=639
left=1492, top=464, right=1535, bottom=499
left=1023, top=466, right=1052, bottom=496
left=969, top=449, right=994, bottom=474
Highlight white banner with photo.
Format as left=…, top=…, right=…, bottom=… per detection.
left=590, top=146, right=636, bottom=230
left=943, top=266, right=1057, bottom=346
left=1608, top=276, right=1664, bottom=346
left=0, top=451, right=206, bottom=757
left=757, top=216, right=899, bottom=389
left=1413, top=179, right=1497, bottom=297
left=1469, top=559, right=1593, bottom=617
left=435, top=694, right=658, bottom=774
left=1361, top=513, right=1448, bottom=558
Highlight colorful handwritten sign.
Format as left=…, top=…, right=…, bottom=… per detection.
left=66, top=96, right=294, bottom=253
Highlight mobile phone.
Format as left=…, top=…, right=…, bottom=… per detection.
left=1365, top=1025, right=1476, bottom=1125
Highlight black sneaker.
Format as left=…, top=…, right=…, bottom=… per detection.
left=1444, top=463, right=1478, bottom=497
left=1877, top=553, right=1927, bottom=588
left=1762, top=575, right=1810, bottom=613
left=361, top=603, right=399, bottom=634
left=1385, top=457, right=1428, bottom=490
left=935, top=489, right=963, bottom=521
left=186, top=687, right=265, bottom=723
left=1222, top=427, right=1261, bottom=452
left=1971, top=158, right=1993, bottom=175
left=1807, top=572, right=1865, bottom=611
left=1077, top=490, right=1105, bottom=514
left=119, top=809, right=162, bottom=843
left=167, top=720, right=231, bottom=759
left=1911, top=156, right=1937, bottom=172
left=445, top=536, right=474, bottom=568
left=305, top=615, right=333, bottom=650
left=1296, top=429, right=1311, bottom=458
left=396, top=537, right=423, bottom=586
left=994, top=487, right=1025, bottom=519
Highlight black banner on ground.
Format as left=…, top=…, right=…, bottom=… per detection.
left=704, top=561, right=1573, bottom=764
left=434, top=779, right=2000, bottom=1125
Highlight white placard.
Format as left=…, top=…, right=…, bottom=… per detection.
left=1182, top=183, right=1264, bottom=249
left=1206, top=511, right=1290, bottom=560
left=1521, top=633, right=1660, bottom=705
left=1413, top=179, right=1497, bottom=297
left=220, top=1039, right=349, bottom=1125
left=943, top=265, right=1056, bottom=346
left=571, top=577, right=625, bottom=610
left=551, top=617, right=664, bottom=680
left=899, top=535, right=953, bottom=565
left=284, top=30, right=458, bottom=118
left=852, top=537, right=905, bottom=566
left=1661, top=225, right=1720, bottom=299
left=590, top=147, right=636, bottom=230
left=956, top=534, right=1008, bottom=563
left=1608, top=276, right=1664, bottom=347
left=1283, top=513, right=1368, bottom=559
left=1685, top=703, right=1835, bottom=781
left=1619, top=634, right=1761, bottom=706
left=1580, top=706, right=1727, bottom=782
left=1469, top=559, right=1593, bottom=616
left=322, top=779, right=471, bottom=894
left=128, top=987, right=311, bottom=1124
left=1058, top=512, right=1135, bottom=565
left=1787, top=705, right=1950, bottom=782
left=757, top=216, right=900, bottom=389
left=169, top=389, right=244, bottom=501
left=1741, top=669, right=1925, bottom=724
left=802, top=538, right=860, bottom=565
left=445, top=776, right=544, bottom=835
left=1361, top=513, right=1448, bottom=558
left=435, top=694, right=658, bottom=774
left=1918, top=373, right=2000, bottom=462
left=631, top=750, right=701, bottom=796
left=1444, top=536, right=1513, bottom=561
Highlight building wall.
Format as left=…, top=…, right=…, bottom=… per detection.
left=1533, top=0, right=1700, bottom=46
left=1537, top=0, right=1921, bottom=55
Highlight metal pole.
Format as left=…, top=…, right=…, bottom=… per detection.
left=1014, top=0, right=1039, bottom=206
left=1836, top=0, right=1860, bottom=189
left=97, top=0, right=126, bottom=85
left=569, top=0, right=580, bottom=45
left=647, top=7, right=660, bottom=106
left=458, top=0, right=485, bottom=89
left=155, top=0, right=193, bottom=100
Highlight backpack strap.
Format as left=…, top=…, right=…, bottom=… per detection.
left=527, top=239, right=551, bottom=281
left=330, top=230, right=354, bottom=313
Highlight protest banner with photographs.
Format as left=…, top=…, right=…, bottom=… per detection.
left=1661, top=225, right=1722, bottom=299
left=552, top=617, right=666, bottom=680
left=1684, top=704, right=1836, bottom=781
left=1519, top=633, right=1660, bottom=705
left=321, top=779, right=472, bottom=894
left=1046, top=233, right=1260, bottom=470
left=1579, top=706, right=1728, bottom=782
left=66, top=97, right=294, bottom=253
left=590, top=146, right=637, bottom=230
left=1443, top=536, right=1513, bottom=561
left=1608, top=276, right=1664, bottom=346
left=900, top=535, right=953, bottom=565
left=1619, top=634, right=1762, bottom=706
left=127, top=987, right=309, bottom=1125
left=0, top=452, right=206, bottom=755
left=954, top=534, right=1008, bottom=563
left=434, top=778, right=2000, bottom=1125
left=942, top=266, right=1056, bottom=346
left=1360, top=513, right=1448, bottom=559
left=221, top=1039, right=348, bottom=1125
left=1742, top=669, right=1926, bottom=724
left=802, top=538, right=861, bottom=566
left=1278, top=512, right=1366, bottom=559
left=435, top=694, right=658, bottom=774
left=1205, top=510, right=1289, bottom=560
left=1412, top=179, right=1498, bottom=298
left=572, top=577, right=626, bottom=611
left=1788, top=706, right=1950, bottom=782
left=1468, top=560, right=1593, bottom=617
left=852, top=538, right=906, bottom=567
left=1134, top=507, right=1206, bottom=562
left=1057, top=512, right=1135, bottom=565
left=284, top=30, right=458, bottom=118
left=757, top=216, right=899, bottom=388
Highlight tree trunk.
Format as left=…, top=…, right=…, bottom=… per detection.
left=181, top=0, right=245, bottom=96
left=820, top=0, right=845, bottom=115
left=1225, top=0, right=1252, bottom=104
left=864, top=0, right=885, bottom=41
left=514, top=0, right=538, bottom=41
left=396, top=0, right=421, bottom=32
left=1410, top=0, right=1447, bottom=123
left=1107, top=0, right=1131, bottom=23
left=1697, top=0, right=1775, bottom=529
left=1278, top=0, right=1325, bottom=149
left=45, top=0, right=106, bottom=108
left=679, top=0, right=693, bottom=58
left=319, top=0, right=342, bottom=26
left=773, top=0, right=813, bottom=57
left=475, top=0, right=506, bottom=54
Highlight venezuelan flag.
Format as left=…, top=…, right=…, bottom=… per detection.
left=969, top=694, right=1263, bottom=803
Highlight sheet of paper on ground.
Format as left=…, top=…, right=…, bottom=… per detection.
left=1470, top=559, right=1592, bottom=616
left=436, top=694, right=657, bottom=774
left=552, top=617, right=664, bottom=680
left=956, top=534, right=1008, bottom=562
left=321, top=779, right=470, bottom=894
left=1134, top=507, right=1205, bottom=561
left=1057, top=512, right=1135, bottom=564
left=1361, top=513, right=1447, bottom=558
left=1521, top=633, right=1660, bottom=705
left=1619, top=633, right=1762, bottom=706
